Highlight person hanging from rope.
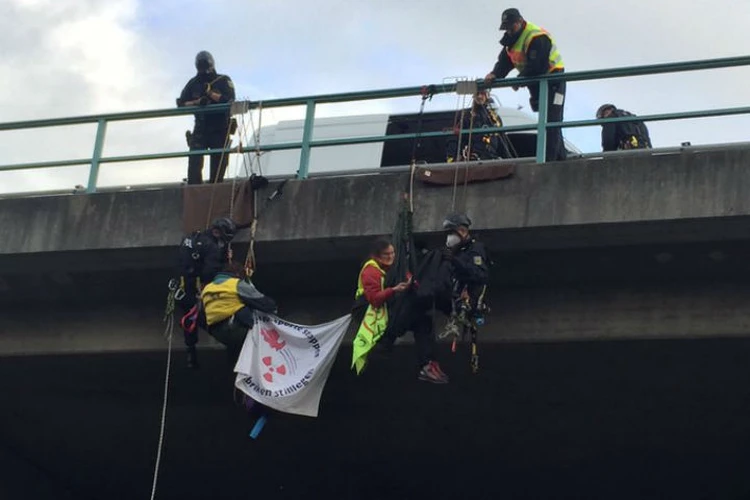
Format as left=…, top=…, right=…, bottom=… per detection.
left=446, top=90, right=517, bottom=163
left=201, top=261, right=278, bottom=367
left=351, top=238, right=449, bottom=384
left=177, top=217, right=244, bottom=367
left=177, top=50, right=237, bottom=185
left=438, top=213, right=491, bottom=346
left=485, top=8, right=567, bottom=162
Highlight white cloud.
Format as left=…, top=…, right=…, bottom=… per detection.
left=1, top=0, right=749, bottom=193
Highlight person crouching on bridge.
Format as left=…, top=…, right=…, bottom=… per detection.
left=201, top=262, right=278, bottom=366
left=446, top=90, right=513, bottom=162
left=351, top=238, right=449, bottom=384
left=596, top=104, right=653, bottom=152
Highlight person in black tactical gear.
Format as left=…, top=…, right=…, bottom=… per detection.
left=596, top=104, right=653, bottom=152
left=438, top=213, right=491, bottom=340
left=177, top=51, right=236, bottom=185
left=485, top=8, right=567, bottom=162
left=445, top=90, right=517, bottom=162
left=176, top=217, right=241, bottom=368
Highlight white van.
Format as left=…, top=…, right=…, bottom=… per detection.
left=252, top=102, right=581, bottom=177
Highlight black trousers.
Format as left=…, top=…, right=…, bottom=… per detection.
left=187, top=127, right=230, bottom=185
left=386, top=305, right=436, bottom=369
left=529, top=79, right=567, bottom=162
left=544, top=80, right=567, bottom=162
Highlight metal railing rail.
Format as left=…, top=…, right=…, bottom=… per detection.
left=0, top=55, right=748, bottom=193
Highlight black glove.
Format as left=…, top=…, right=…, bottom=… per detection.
left=198, top=96, right=209, bottom=106
left=441, top=247, right=455, bottom=261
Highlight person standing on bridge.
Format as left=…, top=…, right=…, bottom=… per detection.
left=484, top=8, right=567, bottom=162
left=177, top=50, right=237, bottom=185
left=596, top=104, right=653, bottom=152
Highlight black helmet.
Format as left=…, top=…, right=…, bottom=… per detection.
left=195, top=51, right=215, bottom=73
left=442, top=213, right=472, bottom=231
left=210, top=217, right=236, bottom=241
left=596, top=103, right=616, bottom=119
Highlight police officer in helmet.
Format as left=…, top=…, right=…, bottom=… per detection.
left=440, top=213, right=491, bottom=337
left=177, top=51, right=236, bottom=185
left=177, top=216, right=240, bottom=367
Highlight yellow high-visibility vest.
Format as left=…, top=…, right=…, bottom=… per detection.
left=506, top=21, right=564, bottom=74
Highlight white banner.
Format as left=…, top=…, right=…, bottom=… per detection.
left=234, top=312, right=352, bottom=417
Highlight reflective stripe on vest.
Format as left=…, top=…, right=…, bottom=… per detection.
left=201, top=277, right=245, bottom=326
left=506, top=22, right=564, bottom=74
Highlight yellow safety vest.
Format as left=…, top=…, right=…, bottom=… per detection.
left=201, top=276, right=245, bottom=326
left=351, top=259, right=389, bottom=375
left=506, top=21, right=564, bottom=75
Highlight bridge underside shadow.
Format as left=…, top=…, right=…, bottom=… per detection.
left=2, top=339, right=750, bottom=500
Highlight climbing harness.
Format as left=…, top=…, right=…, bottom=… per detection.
left=440, top=284, right=488, bottom=374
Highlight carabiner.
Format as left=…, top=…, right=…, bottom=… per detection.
left=167, top=278, right=178, bottom=291
left=174, top=288, right=186, bottom=301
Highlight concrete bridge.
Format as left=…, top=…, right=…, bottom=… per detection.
left=3, top=146, right=750, bottom=500
left=3, top=145, right=750, bottom=356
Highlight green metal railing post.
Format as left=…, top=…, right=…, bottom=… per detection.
left=535, top=79, right=549, bottom=163
left=297, top=99, right=316, bottom=179
left=86, top=119, right=108, bottom=193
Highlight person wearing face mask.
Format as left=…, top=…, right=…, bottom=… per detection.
left=484, top=8, right=566, bottom=162
left=177, top=50, right=237, bottom=184
left=351, top=238, right=449, bottom=384
left=440, top=213, right=491, bottom=341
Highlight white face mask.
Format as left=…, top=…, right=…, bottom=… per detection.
left=446, top=234, right=461, bottom=248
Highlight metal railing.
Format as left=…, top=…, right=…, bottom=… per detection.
left=1, top=55, right=749, bottom=193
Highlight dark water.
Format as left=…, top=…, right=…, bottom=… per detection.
left=2, top=338, right=750, bottom=499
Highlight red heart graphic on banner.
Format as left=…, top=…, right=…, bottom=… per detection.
left=276, top=365, right=287, bottom=375
left=262, top=356, right=272, bottom=366
left=263, top=372, right=273, bottom=383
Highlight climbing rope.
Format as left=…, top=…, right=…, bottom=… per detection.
left=460, top=102, right=478, bottom=213
left=204, top=120, right=236, bottom=229
left=450, top=88, right=470, bottom=212
left=150, top=280, right=178, bottom=500
left=407, top=85, right=435, bottom=213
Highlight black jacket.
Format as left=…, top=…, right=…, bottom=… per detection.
left=178, top=229, right=230, bottom=285
left=450, top=239, right=490, bottom=287
left=601, top=109, right=652, bottom=151
left=177, top=71, right=236, bottom=131
left=446, top=103, right=506, bottom=161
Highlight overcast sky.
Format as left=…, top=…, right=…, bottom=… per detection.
left=2, top=0, right=749, bottom=194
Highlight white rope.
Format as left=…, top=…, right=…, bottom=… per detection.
left=150, top=306, right=175, bottom=500
left=451, top=89, right=469, bottom=212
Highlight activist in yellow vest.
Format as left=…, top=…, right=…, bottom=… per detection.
left=201, top=275, right=246, bottom=325
left=506, top=22, right=564, bottom=75
left=351, top=259, right=390, bottom=374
